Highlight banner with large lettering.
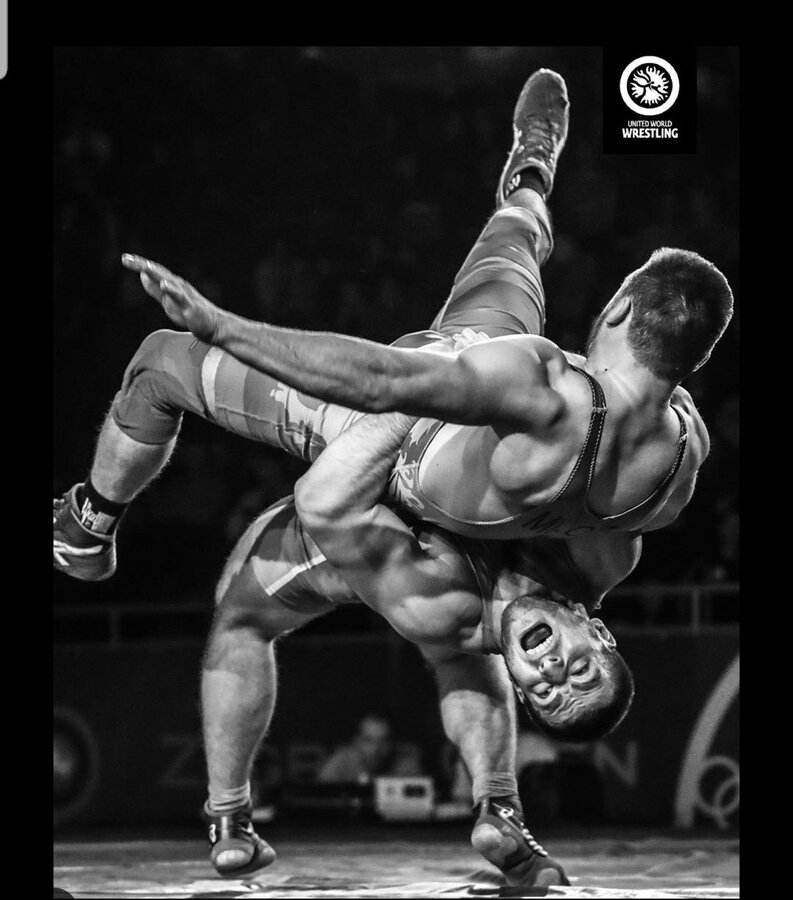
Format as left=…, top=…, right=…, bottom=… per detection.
left=53, top=630, right=738, bottom=828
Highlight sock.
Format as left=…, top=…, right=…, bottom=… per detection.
left=206, top=782, right=251, bottom=817
left=505, top=168, right=546, bottom=201
left=75, top=478, right=128, bottom=535
left=472, top=772, right=522, bottom=814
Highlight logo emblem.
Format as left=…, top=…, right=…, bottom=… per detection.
left=620, top=56, right=680, bottom=116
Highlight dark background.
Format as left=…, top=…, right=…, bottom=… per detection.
left=53, top=46, right=739, bottom=627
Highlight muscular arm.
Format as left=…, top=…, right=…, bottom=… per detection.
left=294, top=412, right=476, bottom=643
left=419, top=643, right=517, bottom=803
left=122, top=254, right=564, bottom=430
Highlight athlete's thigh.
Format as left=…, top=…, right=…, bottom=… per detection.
left=430, top=203, right=551, bottom=338
left=214, top=497, right=358, bottom=640
left=203, top=347, right=363, bottom=461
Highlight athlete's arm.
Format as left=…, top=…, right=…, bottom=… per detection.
left=418, top=643, right=517, bottom=793
left=294, top=412, right=476, bottom=643
left=122, top=254, right=564, bottom=430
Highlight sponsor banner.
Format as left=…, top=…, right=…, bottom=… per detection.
left=54, top=631, right=737, bottom=828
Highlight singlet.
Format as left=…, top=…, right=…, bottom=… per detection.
left=387, top=366, right=689, bottom=540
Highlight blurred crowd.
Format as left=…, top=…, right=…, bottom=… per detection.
left=53, top=47, right=739, bottom=621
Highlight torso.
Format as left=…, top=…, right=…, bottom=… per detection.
left=228, top=498, right=641, bottom=657
left=387, top=338, right=705, bottom=539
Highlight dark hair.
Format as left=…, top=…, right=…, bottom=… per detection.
left=523, top=649, right=635, bottom=743
left=619, top=248, right=733, bottom=382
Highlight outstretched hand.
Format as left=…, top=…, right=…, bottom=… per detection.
left=121, top=253, right=225, bottom=344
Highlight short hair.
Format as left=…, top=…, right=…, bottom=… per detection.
left=618, top=248, right=733, bottom=382
left=523, top=649, right=635, bottom=743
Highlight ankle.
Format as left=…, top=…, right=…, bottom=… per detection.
left=505, top=168, right=547, bottom=202
left=206, top=782, right=251, bottom=816
left=75, top=478, right=128, bottom=535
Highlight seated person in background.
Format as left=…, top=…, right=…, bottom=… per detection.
left=317, top=711, right=425, bottom=784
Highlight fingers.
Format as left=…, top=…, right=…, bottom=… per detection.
left=122, top=253, right=177, bottom=284
left=158, top=278, right=189, bottom=306
left=139, top=272, right=163, bottom=300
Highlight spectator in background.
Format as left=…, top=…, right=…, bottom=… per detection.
left=317, top=712, right=425, bottom=784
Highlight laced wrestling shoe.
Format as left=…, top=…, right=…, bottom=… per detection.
left=206, top=803, right=276, bottom=878
left=53, top=484, right=117, bottom=581
left=496, top=68, right=570, bottom=205
left=471, top=797, right=569, bottom=887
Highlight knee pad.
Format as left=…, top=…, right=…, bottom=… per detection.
left=111, top=329, right=206, bottom=444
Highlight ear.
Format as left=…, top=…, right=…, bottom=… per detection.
left=604, top=294, right=632, bottom=327
left=591, top=618, right=617, bottom=648
left=565, top=600, right=589, bottom=619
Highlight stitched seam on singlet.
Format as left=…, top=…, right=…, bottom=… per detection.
left=403, top=368, right=608, bottom=529
left=214, top=402, right=309, bottom=427
left=583, top=404, right=689, bottom=521
left=547, top=366, right=607, bottom=504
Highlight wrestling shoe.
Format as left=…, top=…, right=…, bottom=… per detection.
left=206, top=803, right=276, bottom=878
left=53, top=484, right=117, bottom=581
left=496, top=68, right=570, bottom=204
left=471, top=797, right=569, bottom=887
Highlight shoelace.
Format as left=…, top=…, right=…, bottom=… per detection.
left=516, top=117, right=560, bottom=164
left=496, top=804, right=548, bottom=857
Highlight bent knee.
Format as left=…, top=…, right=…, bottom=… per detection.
left=213, top=567, right=294, bottom=643
left=110, top=329, right=207, bottom=444
left=129, top=328, right=193, bottom=373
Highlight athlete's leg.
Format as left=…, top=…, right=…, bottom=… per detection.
left=202, top=565, right=326, bottom=871
left=424, top=649, right=519, bottom=806
left=54, top=329, right=362, bottom=580
left=424, top=649, right=568, bottom=886
left=201, top=499, right=352, bottom=876
left=110, top=329, right=359, bottom=467
left=429, top=188, right=552, bottom=340
left=429, top=68, right=569, bottom=341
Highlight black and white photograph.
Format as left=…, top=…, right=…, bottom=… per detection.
left=51, top=46, right=739, bottom=898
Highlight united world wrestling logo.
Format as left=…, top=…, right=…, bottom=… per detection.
left=620, top=56, right=680, bottom=116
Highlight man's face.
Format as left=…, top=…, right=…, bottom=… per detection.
left=355, top=717, right=392, bottom=771
left=501, top=594, right=617, bottom=729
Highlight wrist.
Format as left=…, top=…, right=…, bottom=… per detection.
left=212, top=309, right=245, bottom=347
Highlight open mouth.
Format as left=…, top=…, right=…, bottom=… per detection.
left=521, top=622, right=553, bottom=655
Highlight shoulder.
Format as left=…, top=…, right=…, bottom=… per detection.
left=672, top=385, right=710, bottom=460
left=461, top=333, right=568, bottom=371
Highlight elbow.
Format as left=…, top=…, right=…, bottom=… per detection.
left=294, top=473, right=338, bottom=534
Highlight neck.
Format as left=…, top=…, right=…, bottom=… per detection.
left=585, top=348, right=676, bottom=409
left=485, top=594, right=510, bottom=655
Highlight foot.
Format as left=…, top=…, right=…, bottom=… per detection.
left=206, top=804, right=276, bottom=879
left=496, top=68, right=570, bottom=205
left=53, top=485, right=117, bottom=581
left=471, top=797, right=569, bottom=887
